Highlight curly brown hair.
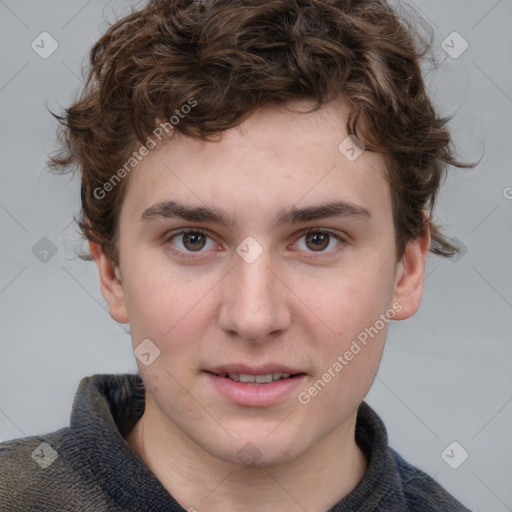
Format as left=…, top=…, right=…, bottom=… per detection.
left=49, top=0, right=472, bottom=264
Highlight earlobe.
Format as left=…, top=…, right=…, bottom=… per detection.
left=392, top=226, right=431, bottom=320
left=89, top=241, right=129, bottom=324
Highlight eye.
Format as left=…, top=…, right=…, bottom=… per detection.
left=293, top=229, right=343, bottom=253
left=167, top=229, right=218, bottom=253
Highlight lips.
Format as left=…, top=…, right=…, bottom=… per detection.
left=206, top=367, right=308, bottom=407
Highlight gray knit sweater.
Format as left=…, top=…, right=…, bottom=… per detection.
left=0, top=374, right=471, bottom=511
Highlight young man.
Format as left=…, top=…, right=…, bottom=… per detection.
left=0, top=0, right=473, bottom=510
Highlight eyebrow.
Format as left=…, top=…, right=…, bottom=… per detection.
left=140, top=200, right=371, bottom=229
left=141, top=201, right=235, bottom=228
left=273, top=201, right=371, bottom=227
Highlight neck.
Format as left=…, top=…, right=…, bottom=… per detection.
left=125, top=398, right=367, bottom=512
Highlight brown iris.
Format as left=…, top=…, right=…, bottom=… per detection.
left=305, top=232, right=330, bottom=251
left=182, top=232, right=207, bottom=251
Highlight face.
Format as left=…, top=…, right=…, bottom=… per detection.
left=93, top=99, right=428, bottom=467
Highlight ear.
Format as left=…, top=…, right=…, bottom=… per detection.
left=392, top=225, right=431, bottom=320
left=89, top=241, right=129, bottom=324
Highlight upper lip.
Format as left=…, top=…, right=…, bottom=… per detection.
left=206, top=364, right=306, bottom=375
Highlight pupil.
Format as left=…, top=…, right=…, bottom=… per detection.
left=183, top=233, right=205, bottom=251
left=306, top=232, right=329, bottom=251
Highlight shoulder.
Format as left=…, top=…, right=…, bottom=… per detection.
left=0, top=431, right=63, bottom=481
left=388, top=448, right=472, bottom=511
left=0, top=430, right=110, bottom=512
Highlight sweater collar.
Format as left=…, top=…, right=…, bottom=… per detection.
left=70, top=374, right=183, bottom=511
left=331, top=401, right=405, bottom=510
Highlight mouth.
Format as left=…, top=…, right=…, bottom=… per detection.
left=205, top=364, right=308, bottom=406
left=206, top=371, right=305, bottom=384
left=205, top=367, right=308, bottom=406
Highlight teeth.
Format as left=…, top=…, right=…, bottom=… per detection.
left=222, top=372, right=292, bottom=383
left=255, top=374, right=273, bottom=383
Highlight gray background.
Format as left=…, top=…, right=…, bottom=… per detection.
left=1, top=1, right=511, bottom=510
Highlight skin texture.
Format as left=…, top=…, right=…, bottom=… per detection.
left=91, top=99, right=430, bottom=512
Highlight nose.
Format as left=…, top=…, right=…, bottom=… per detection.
left=217, top=251, right=291, bottom=342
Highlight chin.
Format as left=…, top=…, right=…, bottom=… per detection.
left=200, top=432, right=308, bottom=469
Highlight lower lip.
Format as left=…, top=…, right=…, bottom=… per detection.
left=206, top=372, right=307, bottom=407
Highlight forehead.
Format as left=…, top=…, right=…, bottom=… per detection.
left=120, top=99, right=391, bottom=226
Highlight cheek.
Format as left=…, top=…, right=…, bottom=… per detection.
left=297, top=319, right=390, bottom=425
left=291, top=258, right=395, bottom=402
left=121, top=251, right=214, bottom=342
left=123, top=269, right=219, bottom=399
left=296, top=259, right=396, bottom=340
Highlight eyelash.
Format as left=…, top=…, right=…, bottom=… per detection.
left=164, top=227, right=347, bottom=259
